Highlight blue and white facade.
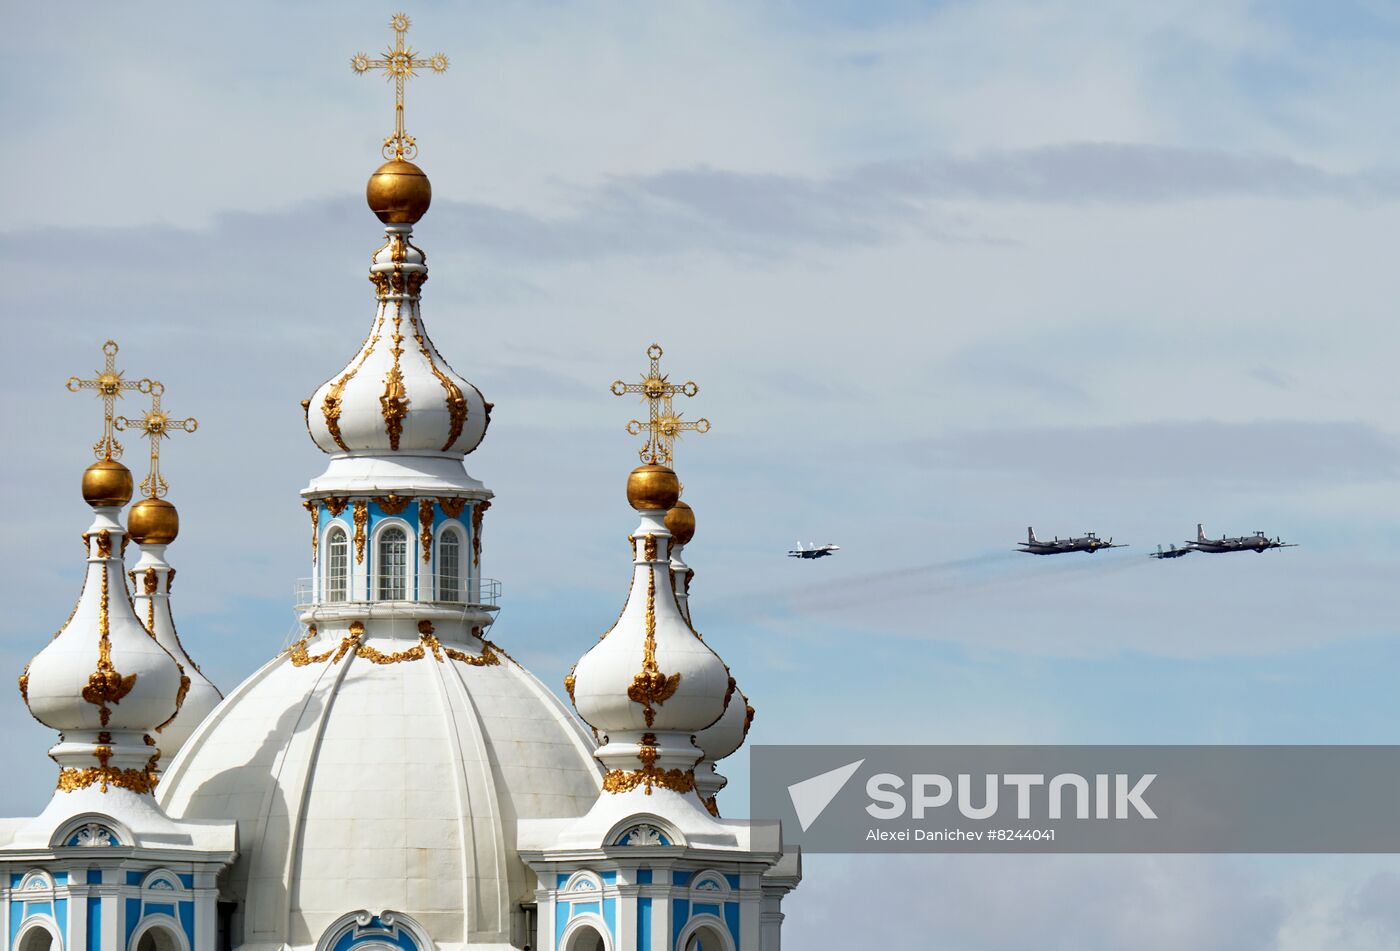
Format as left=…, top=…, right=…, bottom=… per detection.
left=523, top=824, right=801, bottom=951
left=3, top=858, right=229, bottom=951
left=1, top=480, right=236, bottom=951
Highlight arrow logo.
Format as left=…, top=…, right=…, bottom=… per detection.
left=787, top=758, right=865, bottom=832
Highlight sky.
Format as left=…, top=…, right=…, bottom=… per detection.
left=3, top=1, right=1400, bottom=947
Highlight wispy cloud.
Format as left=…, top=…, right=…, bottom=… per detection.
left=9, top=144, right=1399, bottom=268
left=913, top=418, right=1400, bottom=487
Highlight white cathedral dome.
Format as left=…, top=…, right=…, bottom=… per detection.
left=157, top=153, right=602, bottom=949
left=158, top=623, right=601, bottom=948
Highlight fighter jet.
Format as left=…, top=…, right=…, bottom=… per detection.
left=1017, top=527, right=1127, bottom=555
left=1150, top=544, right=1192, bottom=560
left=1185, top=524, right=1298, bottom=554
left=788, top=542, right=840, bottom=560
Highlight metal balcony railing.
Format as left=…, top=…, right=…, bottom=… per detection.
left=294, top=577, right=501, bottom=610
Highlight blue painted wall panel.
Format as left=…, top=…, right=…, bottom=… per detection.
left=87, top=897, right=100, bottom=951
left=179, top=900, right=195, bottom=948
left=125, top=898, right=142, bottom=945
left=724, top=902, right=741, bottom=947
left=672, top=900, right=689, bottom=947
left=637, top=897, right=652, bottom=951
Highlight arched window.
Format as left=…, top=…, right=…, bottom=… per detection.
left=325, top=527, right=348, bottom=602
left=439, top=530, right=462, bottom=602
left=377, top=527, right=408, bottom=600
left=682, top=925, right=729, bottom=951
left=563, top=924, right=606, bottom=951
left=135, top=927, right=182, bottom=951
left=16, top=927, right=54, bottom=951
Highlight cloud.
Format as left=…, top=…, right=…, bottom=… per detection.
left=851, top=143, right=1400, bottom=204
left=9, top=143, right=1400, bottom=270
left=913, top=418, right=1400, bottom=487
left=785, top=854, right=1285, bottom=951
left=785, top=854, right=1400, bottom=951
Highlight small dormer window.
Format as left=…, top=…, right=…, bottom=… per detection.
left=378, top=527, right=408, bottom=600
left=326, top=527, right=349, bottom=602
left=439, top=529, right=462, bottom=602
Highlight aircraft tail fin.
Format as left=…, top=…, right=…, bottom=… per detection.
left=1197, top=523, right=1206, bottom=542
left=1027, top=526, right=1037, bottom=544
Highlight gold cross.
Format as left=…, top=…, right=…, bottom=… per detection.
left=66, top=340, right=152, bottom=461
left=115, top=382, right=198, bottom=500
left=612, top=343, right=710, bottom=467
left=351, top=13, right=449, bottom=161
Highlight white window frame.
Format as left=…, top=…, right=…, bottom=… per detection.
left=436, top=523, right=465, bottom=603
left=324, top=524, right=350, bottom=603
left=373, top=519, right=414, bottom=601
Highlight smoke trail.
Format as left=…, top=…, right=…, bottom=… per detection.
left=707, top=551, right=1016, bottom=619
left=797, top=550, right=1152, bottom=612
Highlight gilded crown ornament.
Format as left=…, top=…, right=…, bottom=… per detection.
left=351, top=12, right=449, bottom=162
left=611, top=343, right=710, bottom=467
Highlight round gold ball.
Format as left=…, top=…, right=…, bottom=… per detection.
left=82, top=459, right=133, bottom=508
left=627, top=464, right=681, bottom=511
left=664, top=500, right=696, bottom=546
left=366, top=159, right=432, bottom=224
left=128, top=497, right=179, bottom=546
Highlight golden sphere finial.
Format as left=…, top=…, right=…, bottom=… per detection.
left=128, top=497, right=180, bottom=546
left=367, top=158, right=432, bottom=224
left=627, top=464, right=681, bottom=511
left=82, top=458, right=134, bottom=508
left=665, top=500, right=696, bottom=546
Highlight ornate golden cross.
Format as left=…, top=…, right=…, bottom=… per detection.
left=612, top=343, right=710, bottom=467
left=351, top=13, right=449, bottom=161
left=66, top=340, right=152, bottom=461
left=115, top=382, right=198, bottom=500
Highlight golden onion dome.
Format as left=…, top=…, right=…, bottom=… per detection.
left=664, top=500, right=695, bottom=546
left=128, top=497, right=179, bottom=546
left=81, top=459, right=133, bottom=508
left=626, top=463, right=681, bottom=512
left=366, top=158, right=432, bottom=224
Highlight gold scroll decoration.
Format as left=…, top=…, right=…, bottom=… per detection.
left=625, top=545, right=680, bottom=728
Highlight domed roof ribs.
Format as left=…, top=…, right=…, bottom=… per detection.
left=431, top=657, right=514, bottom=943
left=247, top=647, right=357, bottom=944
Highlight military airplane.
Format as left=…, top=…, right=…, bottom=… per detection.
left=1185, top=524, right=1298, bottom=554
left=1150, top=544, right=1192, bottom=560
left=788, top=542, right=840, bottom=560
left=1017, top=527, right=1127, bottom=555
